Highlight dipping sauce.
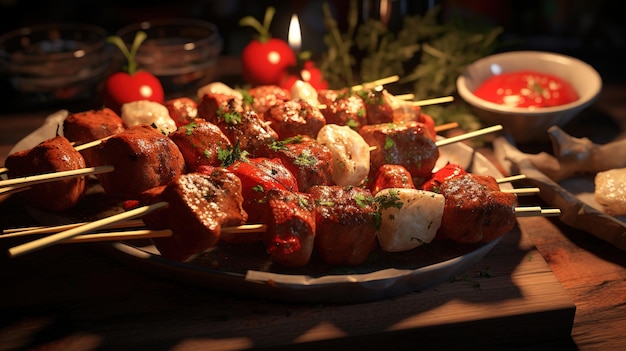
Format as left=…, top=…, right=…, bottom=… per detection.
left=474, top=70, right=578, bottom=109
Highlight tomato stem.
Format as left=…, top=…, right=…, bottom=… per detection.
left=239, top=6, right=275, bottom=43
left=106, top=31, right=147, bottom=75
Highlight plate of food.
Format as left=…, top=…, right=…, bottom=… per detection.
left=494, top=126, right=626, bottom=253
left=3, top=82, right=532, bottom=303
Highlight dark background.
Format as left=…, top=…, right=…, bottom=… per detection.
left=1, top=0, right=624, bottom=81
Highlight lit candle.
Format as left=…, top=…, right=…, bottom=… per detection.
left=288, top=14, right=302, bottom=56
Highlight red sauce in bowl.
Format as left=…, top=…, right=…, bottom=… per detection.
left=473, top=70, right=578, bottom=108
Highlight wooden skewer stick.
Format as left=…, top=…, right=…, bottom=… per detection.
left=62, top=229, right=173, bottom=243
left=435, top=125, right=503, bottom=147
left=351, top=75, right=400, bottom=91
left=0, top=185, right=31, bottom=196
left=74, top=135, right=113, bottom=151
left=0, top=167, right=7, bottom=174
left=501, top=187, right=540, bottom=195
left=3, top=220, right=267, bottom=240
left=2, top=219, right=146, bottom=237
left=412, top=96, right=455, bottom=107
left=497, top=174, right=527, bottom=184
left=395, top=93, right=415, bottom=101
left=515, top=207, right=561, bottom=217
left=433, top=122, right=459, bottom=133
left=0, top=165, right=114, bottom=189
left=8, top=201, right=168, bottom=258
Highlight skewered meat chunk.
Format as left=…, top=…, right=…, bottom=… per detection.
left=360, top=121, right=439, bottom=183
left=141, top=168, right=248, bottom=261
left=260, top=135, right=334, bottom=192
left=247, top=85, right=291, bottom=115
left=317, top=88, right=367, bottom=130
left=63, top=107, right=125, bottom=146
left=169, top=119, right=232, bottom=172
left=89, top=124, right=185, bottom=200
left=436, top=173, right=517, bottom=244
left=262, top=99, right=326, bottom=139
left=164, top=97, right=198, bottom=128
left=594, top=168, right=626, bottom=216
left=198, top=92, right=278, bottom=155
left=62, top=107, right=126, bottom=167
left=262, top=188, right=316, bottom=267
left=358, top=87, right=420, bottom=125
left=310, top=185, right=378, bottom=266
left=226, top=157, right=298, bottom=225
left=369, top=164, right=415, bottom=195
left=317, top=124, right=371, bottom=186
left=5, top=136, right=86, bottom=212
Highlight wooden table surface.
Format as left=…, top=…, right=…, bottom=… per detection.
left=1, top=63, right=625, bottom=350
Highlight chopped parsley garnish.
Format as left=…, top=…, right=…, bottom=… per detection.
left=294, top=150, right=317, bottom=167
left=218, top=142, right=249, bottom=167
left=184, top=121, right=198, bottom=135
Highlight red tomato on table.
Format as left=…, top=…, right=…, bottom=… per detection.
left=241, top=38, right=296, bottom=86
left=103, top=71, right=164, bottom=114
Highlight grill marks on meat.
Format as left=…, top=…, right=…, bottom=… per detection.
left=263, top=100, right=326, bottom=139
left=142, top=169, right=248, bottom=261
left=260, top=135, right=333, bottom=193
left=436, top=174, right=517, bottom=244
left=247, top=85, right=291, bottom=115
left=360, top=121, right=439, bottom=182
left=369, top=164, right=416, bottom=195
left=310, top=185, right=377, bottom=266
left=318, top=88, right=367, bottom=129
left=169, top=119, right=231, bottom=172
left=5, top=136, right=87, bottom=212
left=263, top=189, right=316, bottom=267
left=198, top=92, right=279, bottom=155
left=164, top=97, right=198, bottom=128
left=90, top=125, right=185, bottom=200
left=63, top=107, right=126, bottom=146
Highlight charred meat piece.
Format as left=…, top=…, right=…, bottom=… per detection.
left=263, top=99, right=326, bottom=139
left=317, top=88, right=367, bottom=130
left=358, top=87, right=432, bottom=130
left=5, top=136, right=86, bottom=212
left=260, top=135, right=334, bottom=192
left=369, top=164, right=415, bottom=195
left=310, top=185, right=377, bottom=266
left=360, top=121, right=439, bottom=182
left=436, top=173, right=517, bottom=244
left=247, top=85, right=291, bottom=115
left=63, top=107, right=125, bottom=145
left=90, top=125, right=185, bottom=200
left=198, top=92, right=278, bottom=155
left=262, top=188, right=316, bottom=267
left=141, top=169, right=248, bottom=261
left=169, top=119, right=231, bottom=172
left=63, top=107, right=126, bottom=167
left=226, top=157, right=299, bottom=224
left=164, top=97, right=198, bottom=128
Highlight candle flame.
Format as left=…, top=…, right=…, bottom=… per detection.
left=288, top=14, right=301, bottom=52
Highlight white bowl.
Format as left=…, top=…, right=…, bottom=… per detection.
left=456, top=50, right=602, bottom=144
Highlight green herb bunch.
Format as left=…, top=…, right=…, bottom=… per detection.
left=317, top=0, right=503, bottom=132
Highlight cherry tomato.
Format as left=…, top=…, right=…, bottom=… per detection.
left=103, top=31, right=164, bottom=113
left=241, top=38, right=296, bottom=86
left=279, top=60, right=328, bottom=91
left=421, top=163, right=467, bottom=192
left=103, top=71, right=164, bottom=114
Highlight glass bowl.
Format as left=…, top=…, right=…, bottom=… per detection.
left=0, top=22, right=113, bottom=110
left=115, top=18, right=223, bottom=97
